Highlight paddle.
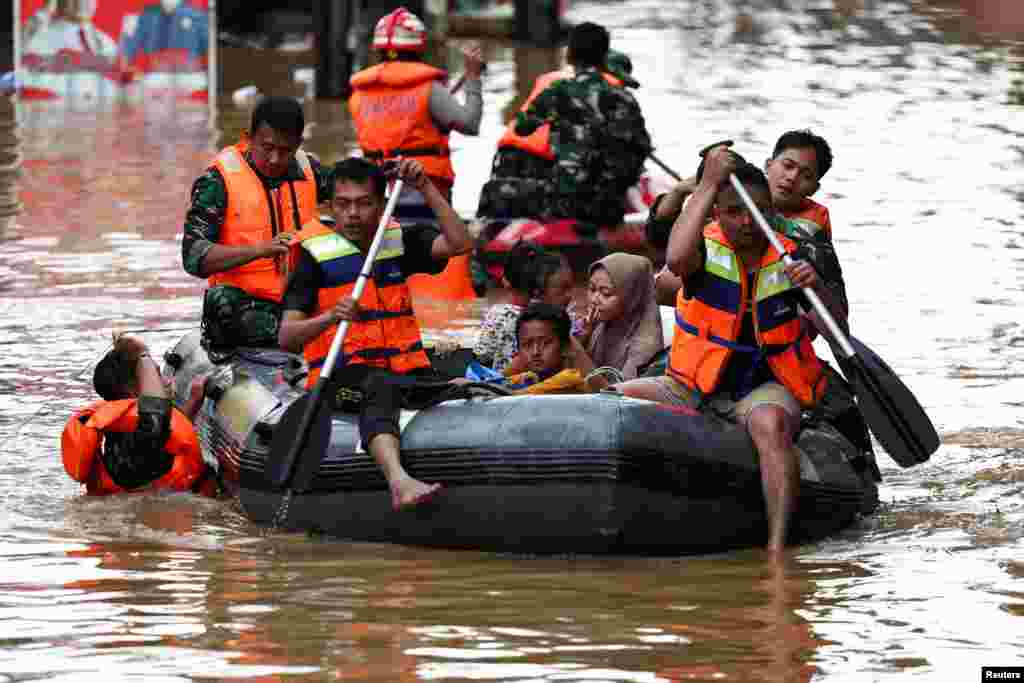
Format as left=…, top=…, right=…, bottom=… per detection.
left=267, top=178, right=406, bottom=496
left=648, top=152, right=682, bottom=182
left=729, top=174, right=939, bottom=467
left=449, top=62, right=487, bottom=96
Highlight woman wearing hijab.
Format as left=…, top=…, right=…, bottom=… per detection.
left=573, top=252, right=665, bottom=390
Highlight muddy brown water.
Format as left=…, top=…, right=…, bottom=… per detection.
left=1, top=1, right=1023, bottom=680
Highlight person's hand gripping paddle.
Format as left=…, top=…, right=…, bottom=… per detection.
left=266, top=178, right=406, bottom=521
left=728, top=175, right=939, bottom=467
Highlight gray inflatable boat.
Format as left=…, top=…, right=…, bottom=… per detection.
left=165, top=332, right=879, bottom=555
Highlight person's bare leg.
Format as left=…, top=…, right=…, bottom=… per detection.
left=367, top=433, right=442, bottom=510
left=746, top=405, right=800, bottom=554
left=613, top=379, right=665, bottom=402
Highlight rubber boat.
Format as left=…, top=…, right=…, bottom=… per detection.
left=164, top=331, right=880, bottom=555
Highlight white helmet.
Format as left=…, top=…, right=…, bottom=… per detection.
left=372, top=7, right=427, bottom=53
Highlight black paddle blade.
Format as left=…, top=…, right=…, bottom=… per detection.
left=265, top=391, right=333, bottom=491
left=836, top=336, right=939, bottom=468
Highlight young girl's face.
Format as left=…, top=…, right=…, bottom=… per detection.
left=588, top=267, right=626, bottom=322
left=540, top=263, right=574, bottom=309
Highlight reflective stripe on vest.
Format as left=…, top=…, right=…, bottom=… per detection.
left=298, top=221, right=431, bottom=386
left=349, top=62, right=454, bottom=183
left=209, top=142, right=319, bottom=302
left=60, top=399, right=207, bottom=496
left=667, top=223, right=827, bottom=407
left=496, top=68, right=622, bottom=160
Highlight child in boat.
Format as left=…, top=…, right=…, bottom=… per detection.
left=573, top=252, right=664, bottom=390
left=472, top=240, right=574, bottom=373
left=503, top=303, right=588, bottom=394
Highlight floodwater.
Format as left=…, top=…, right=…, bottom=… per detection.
left=2, top=1, right=1024, bottom=680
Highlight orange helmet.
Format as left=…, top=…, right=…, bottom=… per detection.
left=372, top=7, right=427, bottom=53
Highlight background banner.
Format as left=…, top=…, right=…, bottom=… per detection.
left=16, top=0, right=213, bottom=101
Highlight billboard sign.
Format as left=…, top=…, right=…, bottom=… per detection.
left=15, top=0, right=214, bottom=102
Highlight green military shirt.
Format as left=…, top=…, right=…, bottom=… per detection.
left=514, top=67, right=651, bottom=224
left=180, top=150, right=333, bottom=278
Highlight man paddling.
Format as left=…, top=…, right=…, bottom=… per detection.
left=651, top=132, right=848, bottom=320
left=181, top=96, right=331, bottom=361
left=615, top=147, right=844, bottom=553
left=278, top=157, right=472, bottom=510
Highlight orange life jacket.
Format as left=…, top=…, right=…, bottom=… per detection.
left=781, top=197, right=832, bottom=239
left=61, top=399, right=211, bottom=496
left=208, top=139, right=319, bottom=303
left=349, top=62, right=454, bottom=185
left=297, top=219, right=431, bottom=386
left=496, top=68, right=623, bottom=160
left=667, top=223, right=827, bottom=408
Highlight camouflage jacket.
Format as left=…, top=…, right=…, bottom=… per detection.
left=180, top=151, right=333, bottom=278
left=771, top=213, right=848, bottom=312
left=514, top=67, right=651, bottom=203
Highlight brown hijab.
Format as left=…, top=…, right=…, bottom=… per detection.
left=586, top=253, right=664, bottom=380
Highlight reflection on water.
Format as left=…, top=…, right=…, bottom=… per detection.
left=1, top=0, right=1024, bottom=680
left=0, top=96, right=21, bottom=247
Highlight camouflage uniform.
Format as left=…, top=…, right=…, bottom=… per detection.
left=181, top=152, right=333, bottom=361
left=771, top=213, right=848, bottom=314
left=513, top=66, right=650, bottom=226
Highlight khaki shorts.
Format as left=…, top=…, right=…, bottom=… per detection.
left=622, top=375, right=801, bottom=425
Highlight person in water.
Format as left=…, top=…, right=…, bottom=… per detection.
left=573, top=252, right=664, bottom=390
left=181, top=96, right=330, bottom=360
left=473, top=241, right=574, bottom=373
left=614, top=148, right=844, bottom=553
left=278, top=156, right=472, bottom=511
left=61, top=333, right=215, bottom=496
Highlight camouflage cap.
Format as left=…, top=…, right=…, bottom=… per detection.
left=605, top=49, right=640, bottom=89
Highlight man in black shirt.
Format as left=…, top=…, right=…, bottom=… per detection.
left=279, top=157, right=472, bottom=511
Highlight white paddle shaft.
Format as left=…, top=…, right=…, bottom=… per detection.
left=728, top=174, right=856, bottom=358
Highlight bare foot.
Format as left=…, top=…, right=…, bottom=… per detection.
left=391, top=476, right=443, bottom=511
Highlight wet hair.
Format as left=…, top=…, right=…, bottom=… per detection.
left=771, top=129, right=833, bottom=180
left=693, top=148, right=770, bottom=197
left=250, top=96, right=305, bottom=139
left=93, top=349, right=136, bottom=401
left=567, top=22, right=610, bottom=69
left=515, top=302, right=572, bottom=349
left=504, top=241, right=565, bottom=299
left=331, top=157, right=388, bottom=198
left=695, top=146, right=747, bottom=185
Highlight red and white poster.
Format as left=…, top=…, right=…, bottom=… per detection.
left=15, top=0, right=214, bottom=102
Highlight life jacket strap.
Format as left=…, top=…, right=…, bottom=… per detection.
left=309, top=340, right=425, bottom=369
left=675, top=312, right=790, bottom=356
left=363, top=146, right=450, bottom=160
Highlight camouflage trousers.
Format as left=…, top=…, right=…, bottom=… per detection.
left=478, top=148, right=627, bottom=226
left=200, top=285, right=283, bottom=363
